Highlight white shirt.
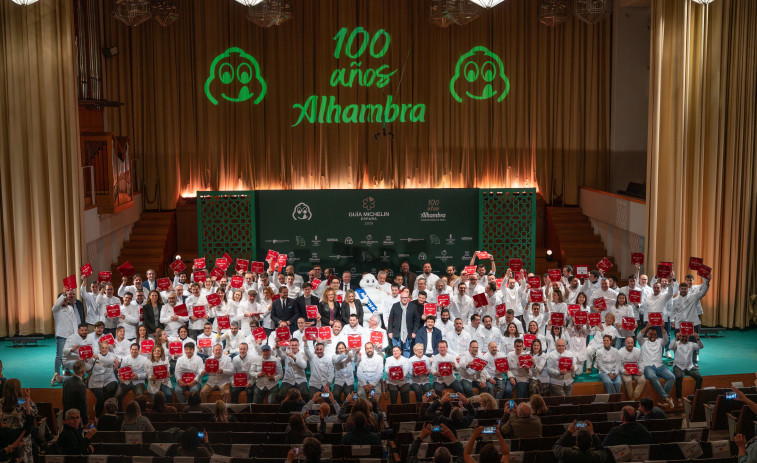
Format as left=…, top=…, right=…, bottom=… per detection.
left=431, top=353, right=458, bottom=386
left=332, top=351, right=357, bottom=386
left=160, top=304, right=190, bottom=337
left=232, top=353, right=256, bottom=387
left=546, top=349, right=577, bottom=385
left=450, top=294, right=475, bottom=323
left=146, top=358, right=172, bottom=393
left=618, top=346, right=643, bottom=375
left=304, top=344, right=335, bottom=390
left=218, top=330, right=244, bottom=355
left=448, top=330, right=473, bottom=357
left=80, top=284, right=100, bottom=325
left=62, top=333, right=90, bottom=364
left=408, top=355, right=432, bottom=385
left=278, top=348, right=308, bottom=385
left=118, top=302, right=140, bottom=339
left=175, top=353, right=204, bottom=383
left=672, top=281, right=710, bottom=326
left=639, top=332, right=669, bottom=368
left=119, top=354, right=148, bottom=385
left=252, top=355, right=283, bottom=389
left=186, top=294, right=210, bottom=330
left=458, top=351, right=487, bottom=383
left=643, top=286, right=674, bottom=322
left=477, top=325, right=502, bottom=349
left=384, top=355, right=410, bottom=386
left=506, top=350, right=532, bottom=382
left=202, top=354, right=233, bottom=388
left=356, top=352, right=384, bottom=387
left=195, top=331, right=221, bottom=358
left=482, top=351, right=508, bottom=381
left=95, top=294, right=122, bottom=329
left=670, top=339, right=703, bottom=370
left=88, top=352, right=117, bottom=389
left=499, top=284, right=527, bottom=317
left=595, top=346, right=621, bottom=375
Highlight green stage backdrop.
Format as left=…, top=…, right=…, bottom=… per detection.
left=256, top=189, right=479, bottom=276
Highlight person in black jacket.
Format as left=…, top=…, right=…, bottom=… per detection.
left=424, top=391, right=475, bottom=431
left=54, top=409, right=96, bottom=455
left=341, top=411, right=381, bottom=446
left=285, top=437, right=332, bottom=463
left=142, top=290, right=164, bottom=335
left=271, top=287, right=298, bottom=332
left=0, top=410, right=33, bottom=462
left=407, top=423, right=463, bottom=463
left=602, top=406, right=653, bottom=447
left=339, top=290, right=364, bottom=325
left=62, top=361, right=89, bottom=423
left=553, top=420, right=608, bottom=463
left=295, top=284, right=320, bottom=326
left=284, top=414, right=313, bottom=445
left=388, top=290, right=421, bottom=357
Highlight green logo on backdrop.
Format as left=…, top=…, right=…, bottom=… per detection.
left=450, top=46, right=510, bottom=103
left=205, top=47, right=267, bottom=106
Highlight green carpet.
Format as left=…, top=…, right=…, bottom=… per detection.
left=2, top=330, right=756, bottom=389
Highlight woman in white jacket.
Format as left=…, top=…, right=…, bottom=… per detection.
left=146, top=344, right=173, bottom=403
left=331, top=341, right=356, bottom=401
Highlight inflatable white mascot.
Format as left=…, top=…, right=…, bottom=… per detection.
left=357, top=273, right=385, bottom=329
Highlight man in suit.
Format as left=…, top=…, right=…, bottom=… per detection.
left=388, top=289, right=420, bottom=358
left=295, top=283, right=320, bottom=326
left=62, top=360, right=89, bottom=423
left=398, top=261, right=417, bottom=291
left=414, top=316, right=444, bottom=357
left=340, top=271, right=358, bottom=292
left=142, top=268, right=158, bottom=292
left=271, top=286, right=298, bottom=333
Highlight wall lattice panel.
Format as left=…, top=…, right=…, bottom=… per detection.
left=197, top=191, right=256, bottom=263
left=479, top=189, right=536, bottom=275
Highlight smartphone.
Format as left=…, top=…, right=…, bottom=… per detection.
left=426, top=391, right=434, bottom=397
left=432, top=426, right=442, bottom=432
left=482, top=426, right=497, bottom=434
left=725, top=392, right=737, bottom=400
left=197, top=432, right=205, bottom=439
left=16, top=398, right=26, bottom=405
left=308, top=409, right=319, bottom=415
left=575, top=421, right=587, bottom=428
left=352, top=393, right=358, bottom=400
left=370, top=390, right=375, bottom=398
left=450, top=393, right=458, bottom=399
left=294, top=448, right=299, bottom=455
left=509, top=399, right=515, bottom=409
left=89, top=423, right=95, bottom=429
left=321, top=393, right=330, bottom=398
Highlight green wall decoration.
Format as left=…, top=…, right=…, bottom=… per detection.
left=450, top=46, right=510, bottom=103
left=479, top=189, right=536, bottom=275
left=197, top=191, right=257, bottom=263
left=204, top=47, right=266, bottom=106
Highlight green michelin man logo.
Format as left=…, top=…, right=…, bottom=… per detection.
left=204, top=47, right=266, bottom=106
left=450, top=46, right=510, bottom=103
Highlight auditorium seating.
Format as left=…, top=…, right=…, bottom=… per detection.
left=705, top=393, right=757, bottom=430
left=728, top=403, right=756, bottom=440
left=684, top=386, right=756, bottom=424
left=44, top=393, right=741, bottom=462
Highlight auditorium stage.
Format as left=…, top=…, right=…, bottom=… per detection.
left=4, top=329, right=756, bottom=389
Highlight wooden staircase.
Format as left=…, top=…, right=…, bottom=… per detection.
left=546, top=207, right=621, bottom=282
left=110, top=212, right=177, bottom=278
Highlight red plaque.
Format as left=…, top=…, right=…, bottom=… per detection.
left=648, top=312, right=663, bottom=326
left=153, top=364, right=168, bottom=380
left=206, top=293, right=222, bottom=307
left=523, top=334, right=536, bottom=348
left=494, top=357, right=509, bottom=373
left=624, top=363, right=639, bottom=375
left=235, top=259, right=249, bottom=272
left=117, top=261, right=135, bottom=277
left=193, top=258, right=206, bottom=270
left=597, top=258, right=613, bottom=272
left=311, top=278, right=322, bottom=288
left=688, top=257, right=703, bottom=271
left=593, top=297, right=607, bottom=311
left=558, top=357, right=573, bottom=371
left=78, top=345, right=93, bottom=359
left=170, top=259, right=186, bottom=274
left=657, top=262, right=673, bottom=279
left=215, top=258, right=229, bottom=271
left=518, top=354, right=534, bottom=368
left=318, top=327, right=332, bottom=340
left=63, top=275, right=76, bottom=290
left=250, top=261, right=265, bottom=273
left=424, top=303, right=437, bottom=316
left=437, top=294, right=450, bottom=306
left=119, top=367, right=134, bottom=380
left=412, top=361, right=428, bottom=376
left=588, top=313, right=602, bottom=326
left=473, top=293, right=488, bottom=308
left=100, top=333, right=115, bottom=346
left=169, top=341, right=183, bottom=355
left=631, top=253, right=644, bottom=265
left=464, top=265, right=477, bottom=276
left=265, top=250, right=279, bottom=262
left=388, top=366, right=404, bottom=381
left=348, top=335, right=362, bottom=349
left=252, top=327, right=267, bottom=342
left=80, top=262, right=93, bottom=278
left=622, top=317, right=636, bottom=330
left=495, top=277, right=505, bottom=289
left=204, top=358, right=219, bottom=373
left=370, top=331, right=383, bottom=345
left=679, top=322, right=694, bottom=336
left=197, top=338, right=212, bottom=349
left=181, top=372, right=195, bottom=384
left=106, top=304, right=121, bottom=318
left=470, top=358, right=487, bottom=371
left=697, top=265, right=711, bottom=279
left=275, top=326, right=290, bottom=342
left=304, top=327, right=318, bottom=341
left=529, top=289, right=544, bottom=303
left=575, top=266, right=589, bottom=279
left=629, top=290, right=642, bottom=304
left=548, top=269, right=561, bottom=282
left=192, top=305, right=206, bottom=318
left=574, top=311, right=589, bottom=325
left=509, top=259, right=523, bottom=272
left=98, top=271, right=112, bottom=283
left=193, top=272, right=207, bottom=284
left=157, top=278, right=171, bottom=291
left=567, top=304, right=580, bottom=317
left=261, top=361, right=276, bottom=376
left=230, top=276, right=244, bottom=289
left=550, top=313, right=565, bottom=326
left=233, top=373, right=248, bottom=387
left=216, top=315, right=230, bottom=330
left=173, top=303, right=188, bottom=317
left=140, top=340, right=155, bottom=354
left=438, top=362, right=453, bottom=376
left=210, top=267, right=225, bottom=280
left=306, top=305, right=318, bottom=319
left=496, top=303, right=507, bottom=318
left=527, top=276, right=541, bottom=289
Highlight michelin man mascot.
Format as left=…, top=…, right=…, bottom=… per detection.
left=356, top=273, right=385, bottom=329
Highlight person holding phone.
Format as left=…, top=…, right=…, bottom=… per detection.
left=499, top=402, right=543, bottom=438
left=0, top=379, right=36, bottom=463
left=176, top=426, right=213, bottom=456
left=407, top=423, right=463, bottom=463
left=463, top=425, right=511, bottom=463
left=553, top=420, right=608, bottom=462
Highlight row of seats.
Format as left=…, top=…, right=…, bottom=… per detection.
left=684, top=386, right=756, bottom=423
left=79, top=443, right=385, bottom=458
left=47, top=458, right=386, bottom=463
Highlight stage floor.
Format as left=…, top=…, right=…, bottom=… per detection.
left=3, top=329, right=756, bottom=389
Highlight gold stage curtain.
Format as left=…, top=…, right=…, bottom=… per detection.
left=102, top=0, right=610, bottom=209
left=0, top=0, right=84, bottom=335
left=647, top=0, right=757, bottom=327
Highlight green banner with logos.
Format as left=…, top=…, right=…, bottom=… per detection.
left=256, top=189, right=479, bottom=276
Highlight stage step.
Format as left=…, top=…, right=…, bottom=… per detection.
left=110, top=211, right=176, bottom=279
left=546, top=206, right=621, bottom=283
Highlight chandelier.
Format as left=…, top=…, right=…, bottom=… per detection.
left=428, top=0, right=483, bottom=27
left=112, top=0, right=152, bottom=27
left=234, top=0, right=264, bottom=5
left=538, top=0, right=570, bottom=27
left=691, top=0, right=717, bottom=4
left=246, top=0, right=293, bottom=27
left=469, top=0, right=506, bottom=8
left=152, top=0, right=178, bottom=27
left=572, top=0, right=612, bottom=24
left=10, top=0, right=39, bottom=5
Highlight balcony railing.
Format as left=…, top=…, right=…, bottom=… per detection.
left=81, top=132, right=133, bottom=214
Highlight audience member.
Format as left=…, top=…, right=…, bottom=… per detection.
left=61, top=361, right=88, bottom=423
left=175, top=426, right=213, bottom=456
left=601, top=406, right=652, bottom=446
left=408, top=423, right=462, bottom=463
left=120, top=401, right=155, bottom=432
left=285, top=436, right=332, bottom=463
left=500, top=402, right=542, bottom=438
left=553, top=421, right=608, bottom=462
left=341, top=411, right=381, bottom=445
left=152, top=391, right=178, bottom=414
left=637, top=398, right=667, bottom=420
left=463, top=426, right=510, bottom=463
left=94, top=398, right=121, bottom=431
left=54, top=409, right=96, bottom=455
left=285, top=414, right=313, bottom=444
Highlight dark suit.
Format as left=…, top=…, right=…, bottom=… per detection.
left=339, top=300, right=364, bottom=325
left=295, top=294, right=320, bottom=324
left=271, top=297, right=298, bottom=332
left=142, top=302, right=163, bottom=334
left=414, top=326, right=444, bottom=356
left=62, top=375, right=88, bottom=422
left=339, top=280, right=358, bottom=292
left=142, top=280, right=158, bottom=293
left=388, top=302, right=421, bottom=356
left=399, top=272, right=417, bottom=291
